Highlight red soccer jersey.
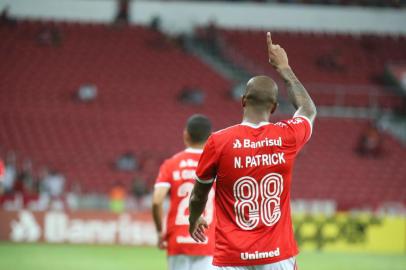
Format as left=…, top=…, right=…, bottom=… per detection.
left=155, top=148, right=215, bottom=256
left=195, top=116, right=312, bottom=266
left=0, top=159, right=4, bottom=181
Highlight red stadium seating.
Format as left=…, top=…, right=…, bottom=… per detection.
left=219, top=29, right=406, bottom=109
left=0, top=21, right=404, bottom=209
left=0, top=21, right=235, bottom=192
left=293, top=118, right=405, bottom=209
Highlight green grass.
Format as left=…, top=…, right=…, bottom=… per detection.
left=297, top=251, right=405, bottom=270
left=0, top=242, right=405, bottom=270
left=0, top=243, right=165, bottom=270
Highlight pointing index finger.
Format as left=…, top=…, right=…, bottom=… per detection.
left=267, top=32, right=272, bottom=48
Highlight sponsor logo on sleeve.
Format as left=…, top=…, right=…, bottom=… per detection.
left=287, top=118, right=304, bottom=125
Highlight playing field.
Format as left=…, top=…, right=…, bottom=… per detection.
left=0, top=242, right=404, bottom=270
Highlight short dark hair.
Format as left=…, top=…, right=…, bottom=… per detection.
left=186, top=114, right=212, bottom=144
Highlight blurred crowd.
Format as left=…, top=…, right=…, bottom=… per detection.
left=0, top=151, right=67, bottom=211
left=0, top=150, right=152, bottom=213
left=356, top=123, right=384, bottom=158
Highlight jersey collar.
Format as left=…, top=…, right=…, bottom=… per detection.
left=240, top=121, right=270, bottom=128
left=185, top=148, right=203, bottom=154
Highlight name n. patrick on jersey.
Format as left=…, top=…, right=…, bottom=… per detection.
left=232, top=137, right=286, bottom=169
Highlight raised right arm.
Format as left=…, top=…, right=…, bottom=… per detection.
left=266, top=32, right=317, bottom=123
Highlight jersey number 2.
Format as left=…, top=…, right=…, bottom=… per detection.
left=233, top=173, right=283, bottom=230
left=175, top=182, right=214, bottom=225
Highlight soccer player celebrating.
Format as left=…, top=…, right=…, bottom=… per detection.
left=152, top=114, right=215, bottom=270
left=188, top=32, right=317, bottom=270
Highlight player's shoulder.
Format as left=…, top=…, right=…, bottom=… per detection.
left=273, top=115, right=311, bottom=129
left=167, top=149, right=202, bottom=163
left=162, top=150, right=187, bottom=167
left=169, top=150, right=189, bottom=161
left=272, top=116, right=313, bottom=145
left=212, top=124, right=242, bottom=139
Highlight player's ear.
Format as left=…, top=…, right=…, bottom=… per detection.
left=270, top=102, right=278, bottom=114
left=183, top=129, right=191, bottom=145
left=241, top=95, right=247, bottom=108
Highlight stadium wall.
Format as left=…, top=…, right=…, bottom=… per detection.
left=1, top=210, right=404, bottom=254
left=0, top=210, right=157, bottom=245
left=131, top=1, right=406, bottom=35
left=0, top=0, right=117, bottom=22
left=0, top=0, right=405, bottom=35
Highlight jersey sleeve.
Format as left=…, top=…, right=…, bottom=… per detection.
left=154, top=160, right=172, bottom=188
left=278, top=115, right=313, bottom=150
left=195, top=135, right=217, bottom=184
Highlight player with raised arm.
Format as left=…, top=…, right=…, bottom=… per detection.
left=188, top=32, right=317, bottom=270
left=152, top=114, right=216, bottom=270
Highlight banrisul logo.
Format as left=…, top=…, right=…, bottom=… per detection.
left=233, top=139, right=242, bottom=149
left=10, top=211, right=41, bottom=242
left=233, top=137, right=282, bottom=149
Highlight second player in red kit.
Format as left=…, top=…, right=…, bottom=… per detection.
left=188, top=32, right=317, bottom=269
left=153, top=115, right=215, bottom=270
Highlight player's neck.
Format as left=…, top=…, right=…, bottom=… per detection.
left=186, top=143, right=205, bottom=150
left=242, top=109, right=270, bottom=125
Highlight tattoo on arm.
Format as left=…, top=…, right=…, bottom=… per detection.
left=278, top=67, right=317, bottom=122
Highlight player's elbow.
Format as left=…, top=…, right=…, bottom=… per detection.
left=189, top=192, right=199, bottom=204
left=310, top=102, right=317, bottom=119
left=152, top=202, right=164, bottom=216
left=152, top=194, right=164, bottom=208
left=152, top=200, right=159, bottom=208
left=152, top=196, right=164, bottom=208
left=304, top=101, right=317, bottom=122
left=190, top=191, right=208, bottom=206
left=298, top=103, right=317, bottom=123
